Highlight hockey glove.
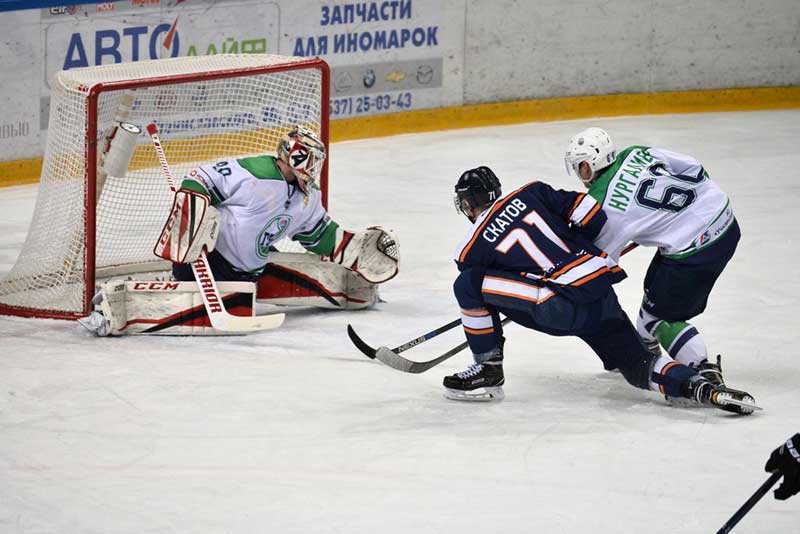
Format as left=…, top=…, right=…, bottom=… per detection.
left=327, top=226, right=400, bottom=284
left=154, top=188, right=220, bottom=264
left=765, top=433, right=800, bottom=500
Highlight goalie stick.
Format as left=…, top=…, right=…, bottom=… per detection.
left=146, top=123, right=284, bottom=333
left=715, top=472, right=781, bottom=533
left=349, top=243, right=640, bottom=373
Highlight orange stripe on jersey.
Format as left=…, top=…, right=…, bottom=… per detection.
left=461, top=308, right=490, bottom=317
left=567, top=193, right=585, bottom=219
left=546, top=254, right=592, bottom=280
left=658, top=361, right=682, bottom=394
left=482, top=286, right=556, bottom=304
left=457, top=182, right=535, bottom=263
left=571, top=266, right=610, bottom=286
left=464, top=326, right=494, bottom=335
left=578, top=202, right=601, bottom=226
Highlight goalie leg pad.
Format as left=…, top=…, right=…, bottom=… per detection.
left=257, top=252, right=379, bottom=310
left=78, top=280, right=256, bottom=336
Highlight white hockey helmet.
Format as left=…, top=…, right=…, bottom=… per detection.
left=564, top=127, right=616, bottom=187
left=277, top=125, right=326, bottom=191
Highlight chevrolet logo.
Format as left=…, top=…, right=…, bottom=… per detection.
left=385, top=71, right=406, bottom=83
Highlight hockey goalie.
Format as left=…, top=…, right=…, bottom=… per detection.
left=81, top=125, right=399, bottom=336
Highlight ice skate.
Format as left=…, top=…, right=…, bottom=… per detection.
left=695, top=354, right=725, bottom=386
left=665, top=355, right=726, bottom=407
left=443, top=356, right=505, bottom=402
left=682, top=375, right=760, bottom=415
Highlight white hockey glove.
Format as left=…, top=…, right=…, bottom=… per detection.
left=154, top=188, right=220, bottom=264
left=326, top=226, right=400, bottom=284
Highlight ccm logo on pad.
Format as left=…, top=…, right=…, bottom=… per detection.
left=132, top=282, right=180, bottom=291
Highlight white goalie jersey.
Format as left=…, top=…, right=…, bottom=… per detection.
left=182, top=155, right=329, bottom=273
left=588, top=146, right=735, bottom=261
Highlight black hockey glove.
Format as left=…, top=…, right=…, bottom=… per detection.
left=765, top=433, right=800, bottom=500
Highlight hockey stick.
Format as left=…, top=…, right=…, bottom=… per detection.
left=350, top=243, right=640, bottom=373
left=621, top=241, right=639, bottom=256
left=347, top=318, right=462, bottom=360
left=146, top=124, right=284, bottom=332
left=715, top=472, right=781, bottom=533
left=349, top=317, right=513, bottom=374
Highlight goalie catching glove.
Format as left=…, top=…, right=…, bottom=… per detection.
left=154, top=188, right=220, bottom=264
left=325, top=226, right=400, bottom=284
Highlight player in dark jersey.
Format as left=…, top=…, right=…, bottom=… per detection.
left=444, top=166, right=756, bottom=415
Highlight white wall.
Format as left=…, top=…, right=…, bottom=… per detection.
left=463, top=0, right=799, bottom=103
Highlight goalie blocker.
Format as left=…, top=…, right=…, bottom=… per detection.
left=154, top=188, right=220, bottom=265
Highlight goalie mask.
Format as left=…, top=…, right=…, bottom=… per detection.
left=564, top=127, right=616, bottom=187
left=454, top=166, right=502, bottom=222
left=277, top=125, right=326, bottom=194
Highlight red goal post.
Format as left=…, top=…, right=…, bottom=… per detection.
left=0, top=54, right=330, bottom=320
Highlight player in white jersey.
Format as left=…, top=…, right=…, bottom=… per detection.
left=157, top=125, right=400, bottom=307
left=564, top=127, right=740, bottom=388
left=79, top=126, right=399, bottom=336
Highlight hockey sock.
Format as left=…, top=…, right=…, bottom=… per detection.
left=460, top=307, right=502, bottom=360
left=455, top=268, right=503, bottom=357
left=653, top=321, right=707, bottom=366
left=637, top=308, right=708, bottom=366
left=650, top=356, right=697, bottom=398
left=636, top=308, right=661, bottom=344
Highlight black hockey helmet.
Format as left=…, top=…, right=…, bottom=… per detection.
left=454, top=166, right=502, bottom=217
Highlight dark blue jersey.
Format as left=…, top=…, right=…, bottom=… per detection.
left=453, top=181, right=625, bottom=302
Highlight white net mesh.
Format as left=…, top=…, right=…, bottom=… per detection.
left=0, top=54, right=327, bottom=318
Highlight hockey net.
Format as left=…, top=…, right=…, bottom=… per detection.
left=0, top=54, right=330, bottom=319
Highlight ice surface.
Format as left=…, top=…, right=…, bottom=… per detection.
left=1, top=111, right=798, bottom=533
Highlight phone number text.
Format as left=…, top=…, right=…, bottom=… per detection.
left=330, top=92, right=413, bottom=116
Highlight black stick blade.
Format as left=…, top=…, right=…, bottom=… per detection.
left=347, top=324, right=377, bottom=359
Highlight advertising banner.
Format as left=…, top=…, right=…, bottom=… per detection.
left=0, top=0, right=466, bottom=161
left=281, top=1, right=463, bottom=119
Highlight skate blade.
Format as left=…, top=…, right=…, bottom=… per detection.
left=444, top=386, right=505, bottom=402
left=712, top=391, right=762, bottom=415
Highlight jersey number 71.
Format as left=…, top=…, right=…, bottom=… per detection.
left=495, top=210, right=570, bottom=269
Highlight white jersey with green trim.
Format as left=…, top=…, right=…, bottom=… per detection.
left=588, top=146, right=734, bottom=261
left=186, top=156, right=328, bottom=273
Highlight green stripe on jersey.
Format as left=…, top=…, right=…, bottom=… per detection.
left=294, top=220, right=339, bottom=255
left=236, top=155, right=285, bottom=181
left=588, top=145, right=650, bottom=205
left=661, top=199, right=733, bottom=259
left=180, top=178, right=210, bottom=196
